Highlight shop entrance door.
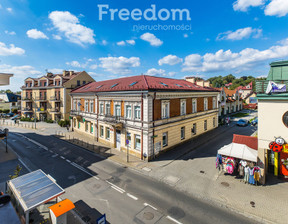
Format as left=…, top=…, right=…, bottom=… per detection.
left=116, top=130, right=121, bottom=149
left=267, top=150, right=275, bottom=174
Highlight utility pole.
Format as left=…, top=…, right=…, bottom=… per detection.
left=34, top=92, right=37, bottom=129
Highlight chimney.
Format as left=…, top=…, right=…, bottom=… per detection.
left=63, top=70, right=66, bottom=76
left=196, top=80, right=204, bottom=87
left=204, top=81, right=210, bottom=87
left=69, top=71, right=74, bottom=76
left=185, top=77, right=195, bottom=84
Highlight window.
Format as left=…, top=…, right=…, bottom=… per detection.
left=85, top=101, right=89, bottom=112
left=213, top=97, right=216, bottom=109
left=90, top=124, right=93, bottom=133
left=26, top=83, right=28, bottom=87
left=100, top=103, right=104, bottom=115
left=90, top=101, right=94, bottom=113
left=181, top=127, right=185, bottom=140
left=135, top=135, right=141, bottom=151
left=126, top=105, right=132, bottom=119
left=74, top=119, right=76, bottom=127
left=106, top=103, right=110, bottom=115
left=159, top=82, right=168, bottom=87
left=192, top=123, right=196, bottom=135
left=77, top=80, right=80, bottom=86
left=134, top=106, right=141, bottom=119
left=100, top=126, right=104, bottom=137
left=126, top=132, right=131, bottom=147
left=115, top=105, right=121, bottom=117
left=161, top=101, right=169, bottom=119
left=106, top=127, right=110, bottom=140
left=283, top=111, right=288, bottom=127
left=111, top=83, right=118, bottom=88
left=163, top=132, right=168, bottom=147
left=85, top=122, right=88, bottom=132
left=180, top=100, right=186, bottom=115
left=204, top=98, right=208, bottom=111
left=78, top=121, right=80, bottom=129
left=204, top=120, right=207, bottom=131
left=83, top=81, right=86, bottom=85
left=213, top=117, right=216, bottom=128
left=192, top=99, right=197, bottom=113
left=129, top=82, right=137, bottom=86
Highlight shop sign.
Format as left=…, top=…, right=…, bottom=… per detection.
left=269, top=137, right=285, bottom=152
left=283, top=144, right=288, bottom=153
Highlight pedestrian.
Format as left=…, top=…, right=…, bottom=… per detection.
left=66, top=125, right=70, bottom=131
left=14, top=119, right=16, bottom=124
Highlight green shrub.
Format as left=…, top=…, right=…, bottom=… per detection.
left=58, top=120, right=70, bottom=127
left=20, top=117, right=39, bottom=122
left=45, top=119, right=54, bottom=123
left=3, top=109, right=10, bottom=114
left=0, top=109, right=2, bottom=113
left=12, top=109, right=18, bottom=113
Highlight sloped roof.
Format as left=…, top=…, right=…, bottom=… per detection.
left=267, top=60, right=288, bottom=81
left=216, top=87, right=237, bottom=96
left=237, top=82, right=253, bottom=90
left=71, top=75, right=218, bottom=93
left=232, top=134, right=258, bottom=150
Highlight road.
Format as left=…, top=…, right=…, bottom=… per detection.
left=6, top=125, right=259, bottom=224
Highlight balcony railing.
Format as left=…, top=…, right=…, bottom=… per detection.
left=50, top=108, right=61, bottom=113
left=22, top=97, right=33, bottom=101
left=22, top=107, right=33, bottom=112
left=256, top=80, right=288, bottom=94
left=35, top=96, right=47, bottom=101
left=36, top=108, right=47, bottom=113
left=50, top=96, right=62, bottom=101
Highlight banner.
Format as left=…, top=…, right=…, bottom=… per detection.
left=266, top=81, right=286, bottom=94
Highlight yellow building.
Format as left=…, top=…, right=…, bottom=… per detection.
left=70, top=75, right=219, bottom=160
left=21, top=70, right=95, bottom=121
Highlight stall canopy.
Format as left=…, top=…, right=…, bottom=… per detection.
left=7, top=169, right=65, bottom=213
left=218, top=143, right=258, bottom=162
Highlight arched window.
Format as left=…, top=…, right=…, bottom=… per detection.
left=283, top=111, right=288, bottom=127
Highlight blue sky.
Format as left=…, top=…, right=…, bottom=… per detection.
left=0, top=0, right=288, bottom=91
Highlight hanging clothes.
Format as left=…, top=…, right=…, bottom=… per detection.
left=248, top=167, right=255, bottom=185
left=253, top=166, right=261, bottom=183
left=244, top=166, right=249, bottom=183
left=238, top=164, right=244, bottom=177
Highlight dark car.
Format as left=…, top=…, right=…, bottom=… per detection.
left=251, top=118, right=258, bottom=126
left=6, top=113, right=14, bottom=117
left=237, top=119, right=249, bottom=127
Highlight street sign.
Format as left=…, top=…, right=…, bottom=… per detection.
left=126, top=139, right=129, bottom=145
left=97, top=214, right=106, bottom=224
left=152, top=135, right=158, bottom=138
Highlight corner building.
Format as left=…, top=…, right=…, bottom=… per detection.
left=70, top=75, right=219, bottom=160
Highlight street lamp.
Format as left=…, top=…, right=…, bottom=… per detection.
left=34, top=92, right=37, bottom=129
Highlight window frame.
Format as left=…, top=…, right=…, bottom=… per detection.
left=100, top=126, right=104, bottom=137
left=106, top=127, right=110, bottom=140
left=162, top=132, right=168, bottom=147
left=85, top=100, right=89, bottom=112
left=90, top=101, right=94, bottom=113
left=126, top=105, right=132, bottom=119
left=135, top=134, right=141, bottom=151
left=115, top=104, right=121, bottom=117
left=204, top=120, right=207, bottom=131
left=105, top=103, right=111, bottom=115
left=192, top=123, right=196, bottom=135
left=100, top=103, right=104, bottom=115
left=192, top=99, right=197, bottom=113
left=181, top=127, right=185, bottom=140
left=213, top=97, right=216, bottom=109
left=161, top=101, right=170, bottom=119
left=204, top=98, right=208, bottom=111
left=134, top=106, right=141, bottom=119
left=180, top=99, right=186, bottom=116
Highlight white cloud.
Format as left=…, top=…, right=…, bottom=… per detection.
left=217, top=27, right=262, bottom=41
left=0, top=42, right=25, bottom=56
left=5, top=30, right=16, bottom=35
left=66, top=61, right=86, bottom=68
left=6, top=8, right=12, bottom=13
left=90, top=64, right=98, bottom=69
left=184, top=34, right=188, bottom=38
left=48, top=68, right=63, bottom=74
left=233, top=0, right=265, bottom=12
left=146, top=68, right=166, bottom=76
left=102, top=40, right=108, bottom=45
left=158, top=55, right=183, bottom=66
left=52, top=34, right=62, bottom=40
left=117, top=41, right=126, bottom=46
left=265, top=0, right=288, bottom=17
left=99, top=56, right=140, bottom=74
left=126, top=40, right=135, bottom=45
left=140, top=33, right=163, bottom=46
left=117, top=40, right=136, bottom=46
left=182, top=37, right=288, bottom=73
left=26, top=29, right=49, bottom=39
left=48, top=11, right=95, bottom=46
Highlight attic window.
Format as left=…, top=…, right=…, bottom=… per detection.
left=96, top=85, right=103, bottom=89
left=175, top=84, right=182, bottom=87
left=129, top=82, right=138, bottom=86
left=160, top=82, right=168, bottom=87
left=84, top=86, right=91, bottom=90
left=185, top=84, right=192, bottom=88
left=111, top=83, right=118, bottom=88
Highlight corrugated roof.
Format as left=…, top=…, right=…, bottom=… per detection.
left=71, top=75, right=218, bottom=93
left=232, top=134, right=258, bottom=150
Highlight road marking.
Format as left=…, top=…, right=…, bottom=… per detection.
left=13, top=133, right=48, bottom=151
left=60, top=156, right=65, bottom=159
left=105, top=180, right=125, bottom=192
left=144, top=203, right=157, bottom=211
left=71, top=162, right=99, bottom=180
left=18, top=158, right=32, bottom=172
left=127, top=193, right=138, bottom=200
left=49, top=150, right=53, bottom=153
left=111, top=186, right=124, bottom=193
left=166, top=216, right=183, bottom=224
left=66, top=159, right=71, bottom=163
left=52, top=154, right=58, bottom=158
left=12, top=139, right=16, bottom=142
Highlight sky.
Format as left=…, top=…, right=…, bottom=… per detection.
left=0, top=0, right=288, bottom=91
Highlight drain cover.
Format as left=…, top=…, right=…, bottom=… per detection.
left=221, top=182, right=229, bottom=187
left=143, top=212, right=154, bottom=220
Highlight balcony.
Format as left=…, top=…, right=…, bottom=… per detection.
left=50, top=96, right=62, bottom=102
left=22, top=97, right=33, bottom=102
left=22, top=107, right=33, bottom=112
left=70, top=110, right=96, bottom=119
left=36, top=108, right=47, bottom=113
left=50, top=108, right=61, bottom=114
left=35, top=96, right=47, bottom=102
left=256, top=80, right=288, bottom=95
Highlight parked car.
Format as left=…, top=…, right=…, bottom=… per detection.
left=6, top=113, right=14, bottom=117
left=11, top=115, right=20, bottom=120
left=237, top=119, right=249, bottom=127
left=251, top=118, right=258, bottom=126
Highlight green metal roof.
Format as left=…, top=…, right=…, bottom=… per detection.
left=267, top=60, right=288, bottom=81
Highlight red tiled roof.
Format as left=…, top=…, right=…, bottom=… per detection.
left=237, top=82, right=253, bottom=90
left=232, top=134, right=258, bottom=150
left=71, top=75, right=218, bottom=93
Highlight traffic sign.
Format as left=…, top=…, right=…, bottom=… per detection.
left=97, top=214, right=106, bottom=224
left=126, top=139, right=129, bottom=145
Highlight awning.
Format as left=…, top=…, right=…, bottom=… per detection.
left=218, top=143, right=258, bottom=162
left=7, top=169, right=65, bottom=213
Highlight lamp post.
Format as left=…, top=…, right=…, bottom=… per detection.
left=34, top=92, right=37, bottom=129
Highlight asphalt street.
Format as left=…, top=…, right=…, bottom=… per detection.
left=6, top=125, right=260, bottom=224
